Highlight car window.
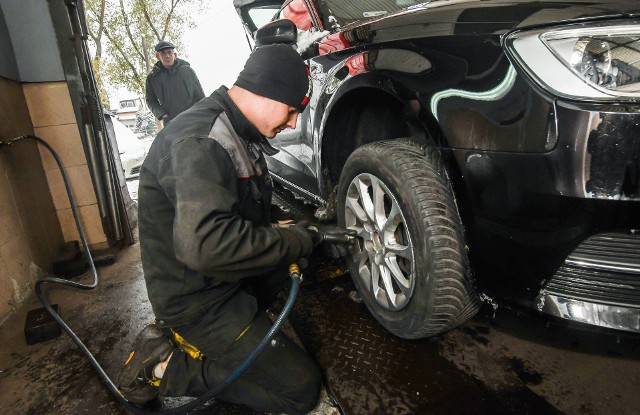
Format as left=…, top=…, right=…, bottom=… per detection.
left=316, top=0, right=426, bottom=28
left=235, top=0, right=285, bottom=34
left=248, top=6, right=281, bottom=30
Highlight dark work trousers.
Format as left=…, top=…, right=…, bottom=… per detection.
left=158, top=270, right=322, bottom=414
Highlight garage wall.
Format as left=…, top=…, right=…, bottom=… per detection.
left=22, top=82, right=108, bottom=250
left=0, top=76, right=64, bottom=322
left=0, top=1, right=110, bottom=323
left=0, top=3, right=18, bottom=80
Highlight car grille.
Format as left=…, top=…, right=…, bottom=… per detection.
left=130, top=166, right=141, bottom=175
left=545, top=232, right=640, bottom=307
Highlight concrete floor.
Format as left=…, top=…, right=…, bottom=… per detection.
left=0, top=236, right=639, bottom=414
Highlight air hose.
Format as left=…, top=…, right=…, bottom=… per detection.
left=2, top=135, right=303, bottom=414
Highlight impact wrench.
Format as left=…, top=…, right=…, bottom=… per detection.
left=275, top=222, right=358, bottom=244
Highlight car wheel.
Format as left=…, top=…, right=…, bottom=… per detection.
left=337, top=139, right=480, bottom=338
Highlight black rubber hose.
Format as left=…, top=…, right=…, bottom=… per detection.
left=7, top=134, right=301, bottom=414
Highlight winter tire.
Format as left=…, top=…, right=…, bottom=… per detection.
left=337, top=139, right=480, bottom=338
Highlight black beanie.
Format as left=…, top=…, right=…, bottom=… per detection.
left=234, top=44, right=310, bottom=112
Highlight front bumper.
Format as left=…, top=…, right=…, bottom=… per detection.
left=453, top=97, right=640, bottom=333
left=537, top=231, right=640, bottom=333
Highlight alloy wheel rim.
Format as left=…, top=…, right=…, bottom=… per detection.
left=344, top=173, right=415, bottom=311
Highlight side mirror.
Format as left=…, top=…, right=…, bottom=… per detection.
left=255, top=19, right=297, bottom=47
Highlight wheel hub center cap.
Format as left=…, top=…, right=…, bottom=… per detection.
left=372, top=232, right=384, bottom=264
left=372, top=231, right=383, bottom=250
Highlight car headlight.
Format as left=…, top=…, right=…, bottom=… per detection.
left=505, top=23, right=640, bottom=101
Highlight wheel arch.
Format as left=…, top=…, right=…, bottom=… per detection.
left=318, top=75, right=426, bottom=192
left=315, top=72, right=465, bottom=213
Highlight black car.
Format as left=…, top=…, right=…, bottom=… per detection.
left=234, top=0, right=640, bottom=338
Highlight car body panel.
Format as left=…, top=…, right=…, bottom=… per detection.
left=235, top=0, right=640, bottom=333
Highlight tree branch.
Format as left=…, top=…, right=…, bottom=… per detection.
left=161, top=0, right=182, bottom=40
left=84, top=0, right=198, bottom=96
left=139, top=0, right=162, bottom=41
left=85, top=0, right=104, bottom=53
left=119, top=0, right=145, bottom=62
left=103, top=27, right=142, bottom=83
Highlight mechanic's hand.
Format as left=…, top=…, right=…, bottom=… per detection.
left=296, top=220, right=321, bottom=246
left=300, top=220, right=322, bottom=246
left=271, top=204, right=296, bottom=223
left=287, top=220, right=316, bottom=257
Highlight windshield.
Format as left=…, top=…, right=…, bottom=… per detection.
left=316, top=0, right=429, bottom=28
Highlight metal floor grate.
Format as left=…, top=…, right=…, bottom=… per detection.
left=290, top=276, right=559, bottom=415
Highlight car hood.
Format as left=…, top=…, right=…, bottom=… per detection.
left=345, top=0, right=640, bottom=37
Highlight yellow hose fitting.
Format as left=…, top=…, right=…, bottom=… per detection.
left=289, top=263, right=300, bottom=276
left=289, top=263, right=303, bottom=282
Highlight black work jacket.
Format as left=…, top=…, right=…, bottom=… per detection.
left=138, top=87, right=308, bottom=347
left=145, top=59, right=205, bottom=124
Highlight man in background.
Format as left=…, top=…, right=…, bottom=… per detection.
left=145, top=40, right=205, bottom=126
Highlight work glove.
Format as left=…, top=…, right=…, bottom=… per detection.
left=271, top=205, right=296, bottom=223
left=299, top=220, right=322, bottom=246
left=287, top=220, right=319, bottom=258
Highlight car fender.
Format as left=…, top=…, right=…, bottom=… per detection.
left=317, top=68, right=402, bottom=132
left=311, top=67, right=413, bottom=196
left=314, top=47, right=432, bottom=136
left=310, top=50, right=440, bottom=195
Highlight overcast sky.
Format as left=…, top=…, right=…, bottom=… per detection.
left=183, top=2, right=251, bottom=94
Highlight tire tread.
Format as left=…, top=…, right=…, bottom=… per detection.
left=340, top=139, right=480, bottom=339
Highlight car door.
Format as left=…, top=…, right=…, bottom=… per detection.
left=234, top=0, right=326, bottom=201
left=234, top=0, right=284, bottom=49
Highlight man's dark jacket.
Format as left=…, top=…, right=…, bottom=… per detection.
left=145, top=58, right=205, bottom=124
left=138, top=87, right=311, bottom=351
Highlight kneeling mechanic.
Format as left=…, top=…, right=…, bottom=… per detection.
left=117, top=44, right=321, bottom=414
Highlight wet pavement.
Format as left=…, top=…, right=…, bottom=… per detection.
left=291, top=276, right=559, bottom=415
left=0, top=183, right=639, bottom=414
left=284, top=247, right=640, bottom=415
left=291, top=273, right=640, bottom=415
